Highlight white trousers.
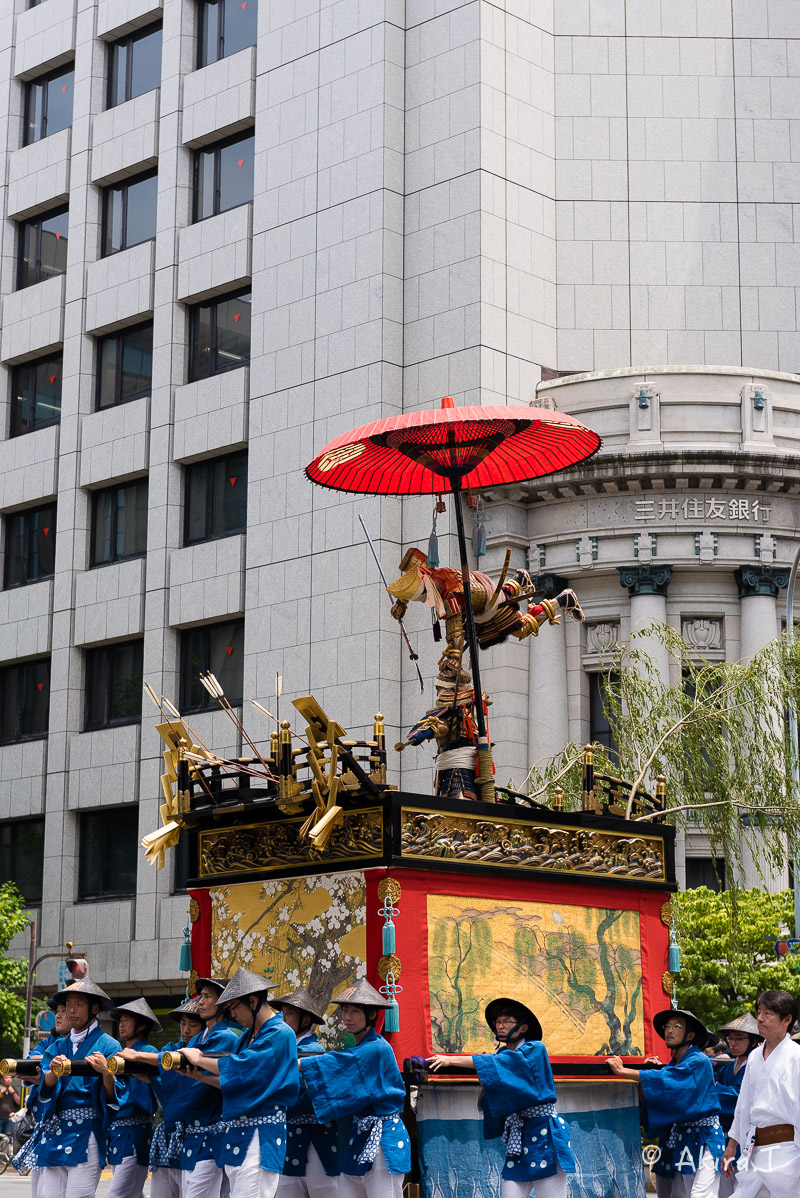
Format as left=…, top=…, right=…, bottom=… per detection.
left=181, top=1157, right=225, bottom=1198
left=655, top=1149, right=720, bottom=1198
left=732, top=1142, right=800, bottom=1198
left=108, top=1153, right=148, bottom=1198
left=150, top=1167, right=182, bottom=1198
left=224, top=1136, right=279, bottom=1198
left=337, top=1149, right=403, bottom=1198
left=275, top=1145, right=339, bottom=1198
left=501, top=1166, right=569, bottom=1198
left=40, top=1134, right=102, bottom=1198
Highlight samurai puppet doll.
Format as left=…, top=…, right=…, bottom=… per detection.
left=396, top=658, right=487, bottom=802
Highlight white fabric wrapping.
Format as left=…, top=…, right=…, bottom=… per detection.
left=224, top=1135, right=279, bottom=1198
left=107, top=1153, right=147, bottom=1198
left=40, top=1133, right=102, bottom=1198
left=275, top=1144, right=338, bottom=1198
left=337, top=1148, right=403, bottom=1198
left=500, top=1164, right=569, bottom=1197
left=180, top=1157, right=225, bottom=1198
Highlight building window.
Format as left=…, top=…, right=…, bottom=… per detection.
left=84, top=640, right=144, bottom=729
left=102, top=172, right=158, bottom=256
left=685, top=857, right=726, bottom=892
left=194, top=132, right=254, bottom=221
left=180, top=619, right=244, bottom=713
left=0, top=659, right=50, bottom=743
left=589, top=671, right=618, bottom=755
left=97, top=324, right=153, bottom=409
left=198, top=0, right=257, bottom=68
left=91, top=480, right=148, bottom=566
left=5, top=503, right=56, bottom=589
left=188, top=290, right=250, bottom=381
left=0, top=818, right=45, bottom=904
left=79, top=808, right=139, bottom=899
left=108, top=23, right=162, bottom=108
left=185, top=451, right=247, bottom=545
left=18, top=208, right=68, bottom=289
left=11, top=356, right=62, bottom=437
left=24, top=65, right=74, bottom=144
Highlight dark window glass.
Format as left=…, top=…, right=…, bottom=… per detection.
left=188, top=290, right=250, bottom=381
left=18, top=208, right=68, bottom=289
left=5, top=503, right=57, bottom=589
left=194, top=132, right=254, bottom=221
left=198, top=0, right=257, bottom=68
left=91, top=480, right=148, bottom=566
left=181, top=620, right=244, bottom=712
left=0, top=659, right=50, bottom=742
left=11, top=356, right=62, bottom=436
left=185, top=451, right=247, bottom=544
left=0, top=818, right=45, bottom=904
left=102, top=173, right=157, bottom=256
left=24, top=66, right=74, bottom=144
left=85, top=640, right=144, bottom=729
left=589, top=671, right=618, bottom=755
left=108, top=24, right=162, bottom=108
left=97, top=324, right=153, bottom=409
left=79, top=808, right=138, bottom=899
left=685, top=857, right=726, bottom=892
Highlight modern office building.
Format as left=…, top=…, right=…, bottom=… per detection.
left=1, top=0, right=799, bottom=998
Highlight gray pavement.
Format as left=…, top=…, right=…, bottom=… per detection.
left=0, top=1177, right=150, bottom=1195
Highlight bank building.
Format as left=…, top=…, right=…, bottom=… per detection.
left=0, top=0, right=799, bottom=1002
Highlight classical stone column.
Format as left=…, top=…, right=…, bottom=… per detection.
left=528, top=573, right=569, bottom=767
left=617, top=564, right=673, bottom=686
left=735, top=564, right=790, bottom=890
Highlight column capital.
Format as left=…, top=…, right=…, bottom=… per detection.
left=532, top=572, right=570, bottom=597
left=618, top=564, right=672, bottom=597
left=735, top=564, right=789, bottom=598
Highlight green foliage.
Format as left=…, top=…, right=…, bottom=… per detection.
left=0, top=882, right=31, bottom=1049
left=672, top=886, right=800, bottom=1030
left=525, top=624, right=800, bottom=881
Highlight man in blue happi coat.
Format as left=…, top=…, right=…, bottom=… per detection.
left=90, top=997, right=161, bottom=1198
left=714, top=1015, right=762, bottom=1198
left=13, top=978, right=121, bottom=1198
left=120, top=997, right=205, bottom=1198
left=181, top=967, right=298, bottom=1198
left=301, top=978, right=411, bottom=1198
left=271, top=986, right=339, bottom=1198
left=9, top=993, right=70, bottom=1198
left=168, top=975, right=241, bottom=1198
left=608, top=1006, right=724, bottom=1197
left=428, top=996, right=575, bottom=1198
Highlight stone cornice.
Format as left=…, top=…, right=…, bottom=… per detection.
left=734, top=564, right=790, bottom=598
left=618, top=564, right=673, bottom=597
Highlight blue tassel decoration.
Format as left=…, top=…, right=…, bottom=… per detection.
left=179, top=915, right=192, bottom=973
left=668, top=943, right=680, bottom=973
left=428, top=527, right=439, bottom=567
left=384, top=1000, right=399, bottom=1033
left=383, top=921, right=395, bottom=954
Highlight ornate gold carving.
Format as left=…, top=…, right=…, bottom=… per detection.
left=662, top=971, right=675, bottom=996
left=189, top=897, right=201, bottom=923
left=189, top=969, right=198, bottom=995
left=198, top=808, right=383, bottom=878
left=400, top=807, right=667, bottom=883
left=377, top=878, right=401, bottom=904
left=378, top=954, right=402, bottom=981
left=660, top=900, right=673, bottom=928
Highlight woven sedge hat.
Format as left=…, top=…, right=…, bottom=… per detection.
left=53, top=979, right=114, bottom=1011
left=108, top=996, right=162, bottom=1033
left=332, top=978, right=394, bottom=1010
left=195, top=977, right=227, bottom=995
left=718, top=1013, right=762, bottom=1040
left=484, top=997, right=543, bottom=1041
left=168, top=997, right=204, bottom=1022
left=217, top=968, right=277, bottom=1006
left=271, top=987, right=326, bottom=1026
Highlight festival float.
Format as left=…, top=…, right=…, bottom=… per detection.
left=142, top=399, right=676, bottom=1198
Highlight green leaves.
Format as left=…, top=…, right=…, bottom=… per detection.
left=673, top=886, right=800, bottom=1029
left=0, top=882, right=33, bottom=1049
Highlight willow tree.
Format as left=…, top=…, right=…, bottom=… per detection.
left=523, top=623, right=800, bottom=885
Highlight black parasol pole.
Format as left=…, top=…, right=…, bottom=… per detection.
left=450, top=477, right=495, bottom=802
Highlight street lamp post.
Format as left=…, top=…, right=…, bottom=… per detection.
left=785, top=542, right=800, bottom=940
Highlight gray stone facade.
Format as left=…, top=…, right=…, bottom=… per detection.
left=0, top=0, right=798, bottom=993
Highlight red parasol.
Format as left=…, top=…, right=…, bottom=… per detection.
left=306, top=398, right=601, bottom=800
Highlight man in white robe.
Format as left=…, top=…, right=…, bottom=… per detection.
left=722, top=990, right=800, bottom=1198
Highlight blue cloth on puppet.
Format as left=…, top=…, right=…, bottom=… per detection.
left=302, top=1027, right=411, bottom=1177
left=282, top=1032, right=340, bottom=1178
left=472, top=1039, right=575, bottom=1184
left=107, top=1038, right=158, bottom=1168
left=24, top=1024, right=121, bottom=1169
left=177, top=1020, right=240, bottom=1169
left=215, top=1014, right=299, bottom=1173
left=639, top=1046, right=724, bottom=1177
